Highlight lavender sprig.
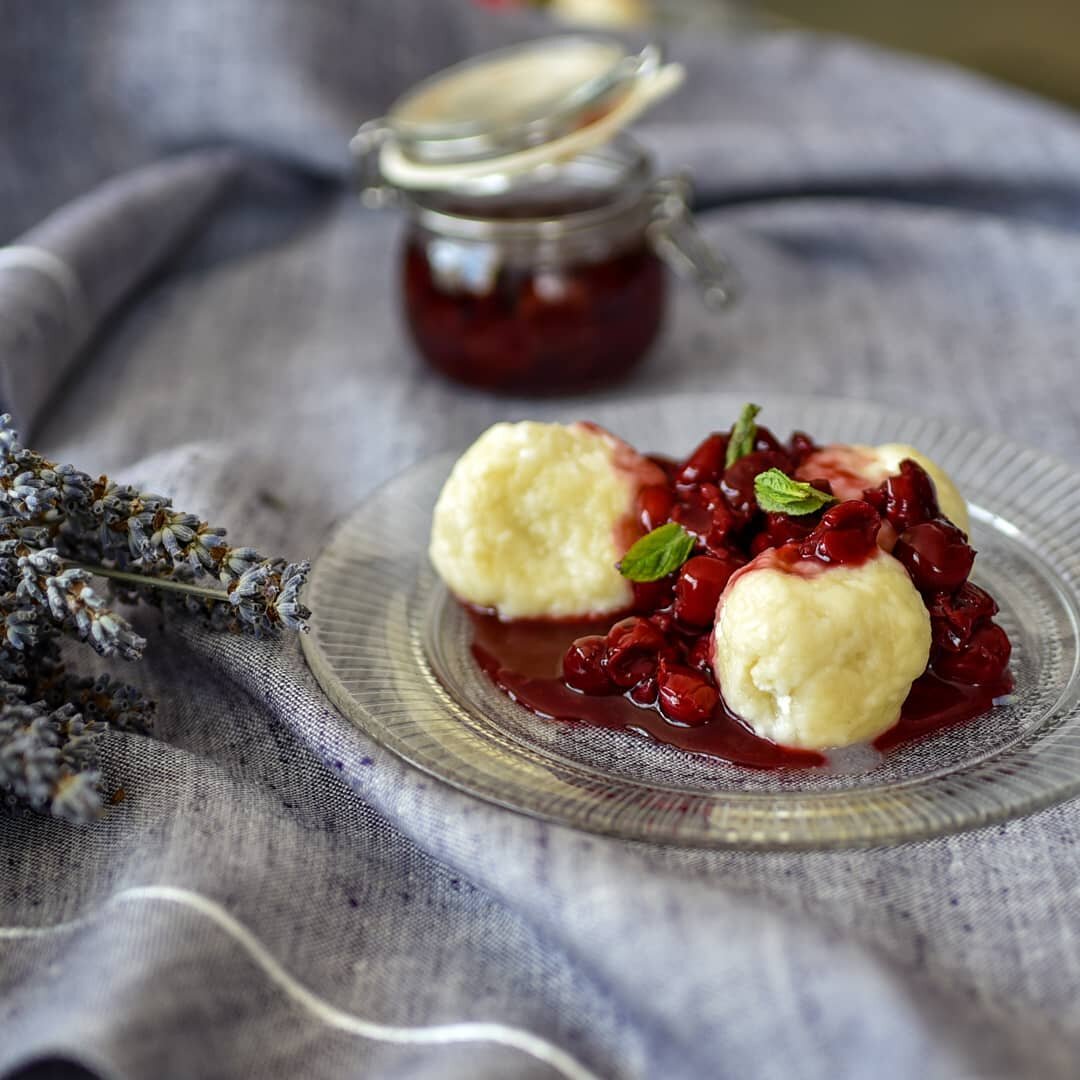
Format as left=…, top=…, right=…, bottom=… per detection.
left=0, top=415, right=312, bottom=821
left=0, top=416, right=310, bottom=635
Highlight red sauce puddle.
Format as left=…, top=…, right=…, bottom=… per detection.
left=875, top=671, right=1013, bottom=751
left=468, top=611, right=1014, bottom=770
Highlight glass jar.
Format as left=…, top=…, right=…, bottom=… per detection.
left=401, top=141, right=668, bottom=391
left=353, top=37, right=733, bottom=394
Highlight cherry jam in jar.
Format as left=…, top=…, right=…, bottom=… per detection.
left=353, top=38, right=732, bottom=393
left=399, top=143, right=677, bottom=393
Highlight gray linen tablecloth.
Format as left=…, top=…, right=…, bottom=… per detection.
left=3, top=2, right=1080, bottom=1078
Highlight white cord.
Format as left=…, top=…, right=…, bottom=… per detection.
left=0, top=884, right=601, bottom=1080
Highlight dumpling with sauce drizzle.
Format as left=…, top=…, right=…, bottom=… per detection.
left=712, top=503, right=932, bottom=750
left=796, top=443, right=969, bottom=534
left=429, top=421, right=664, bottom=620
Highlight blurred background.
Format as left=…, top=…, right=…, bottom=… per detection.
left=479, top=0, right=1080, bottom=109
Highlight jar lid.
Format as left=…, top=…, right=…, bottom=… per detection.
left=357, top=36, right=684, bottom=191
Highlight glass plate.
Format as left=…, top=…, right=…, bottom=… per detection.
left=301, top=394, right=1080, bottom=848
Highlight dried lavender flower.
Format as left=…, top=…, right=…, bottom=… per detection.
left=273, top=560, right=312, bottom=632
left=0, top=695, right=105, bottom=823
left=16, top=549, right=146, bottom=660
left=33, top=672, right=154, bottom=736
left=0, top=414, right=311, bottom=821
left=229, top=558, right=313, bottom=635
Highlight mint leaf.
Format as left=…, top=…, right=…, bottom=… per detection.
left=617, top=522, right=695, bottom=582
left=725, top=403, right=761, bottom=468
left=754, top=469, right=837, bottom=515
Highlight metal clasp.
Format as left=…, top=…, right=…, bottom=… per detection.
left=349, top=119, right=397, bottom=209
left=647, top=173, right=735, bottom=311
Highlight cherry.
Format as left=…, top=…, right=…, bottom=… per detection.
left=638, top=484, right=674, bottom=532
left=720, top=450, right=791, bottom=518
left=657, top=660, right=719, bottom=726
left=703, top=501, right=739, bottom=552
left=893, top=520, right=975, bottom=592
left=752, top=426, right=786, bottom=456
left=933, top=622, right=1011, bottom=684
left=799, top=500, right=882, bottom=566
left=671, top=502, right=713, bottom=542
left=685, top=634, right=715, bottom=673
left=675, top=433, right=727, bottom=487
left=628, top=676, right=658, bottom=706
left=673, top=555, right=740, bottom=627
left=632, top=577, right=675, bottom=614
left=562, top=636, right=613, bottom=694
left=749, top=532, right=773, bottom=557
left=605, top=615, right=667, bottom=651
left=673, top=491, right=735, bottom=547
left=689, top=482, right=724, bottom=510
left=788, top=430, right=818, bottom=465
left=603, top=617, right=669, bottom=688
left=760, top=512, right=815, bottom=550
left=867, top=459, right=942, bottom=532
left=928, top=582, right=999, bottom=652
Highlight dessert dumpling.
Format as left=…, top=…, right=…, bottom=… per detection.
left=796, top=443, right=969, bottom=534
left=712, top=509, right=932, bottom=750
left=429, top=421, right=664, bottom=620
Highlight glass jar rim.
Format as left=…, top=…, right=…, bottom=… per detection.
left=398, top=137, right=656, bottom=242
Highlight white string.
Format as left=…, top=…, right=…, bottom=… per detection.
left=0, top=884, right=601, bottom=1080
left=0, top=245, right=90, bottom=339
